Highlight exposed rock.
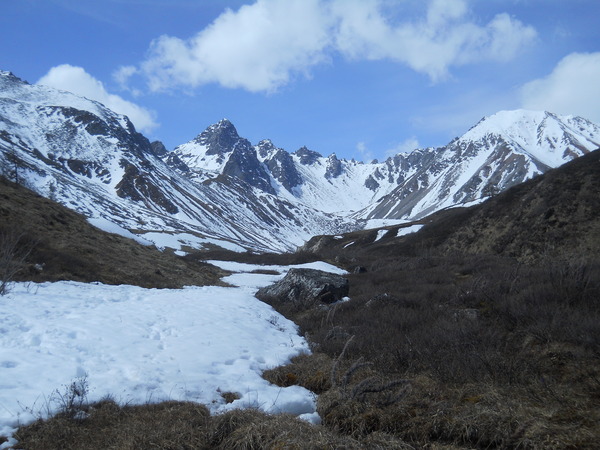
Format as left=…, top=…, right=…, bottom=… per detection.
left=256, top=268, right=348, bottom=308
left=192, top=118, right=241, bottom=156
left=256, top=139, right=277, bottom=159
left=293, top=146, right=322, bottom=165
left=222, top=142, right=275, bottom=194
left=264, top=149, right=302, bottom=191
left=325, top=154, right=343, bottom=179
left=163, top=152, right=190, bottom=173
left=364, top=175, right=380, bottom=191
left=150, top=140, right=168, bottom=157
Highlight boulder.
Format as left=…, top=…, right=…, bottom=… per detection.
left=256, top=268, right=348, bottom=308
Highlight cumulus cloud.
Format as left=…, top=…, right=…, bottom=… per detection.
left=139, top=0, right=331, bottom=93
left=126, top=0, right=536, bottom=93
left=332, top=0, right=537, bottom=81
left=37, top=64, right=158, bottom=133
left=521, top=52, right=600, bottom=123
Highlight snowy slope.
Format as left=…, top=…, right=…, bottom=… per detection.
left=2, top=68, right=599, bottom=252
left=361, top=110, right=600, bottom=220
left=0, top=71, right=355, bottom=252
left=0, top=260, right=345, bottom=445
left=174, top=109, right=599, bottom=223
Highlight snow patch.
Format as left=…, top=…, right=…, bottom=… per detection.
left=374, top=229, right=388, bottom=242
left=141, top=231, right=247, bottom=253
left=87, top=217, right=153, bottom=246
left=396, top=224, right=423, bottom=237
left=0, top=261, right=347, bottom=442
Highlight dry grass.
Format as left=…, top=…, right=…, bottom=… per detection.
left=263, top=252, right=600, bottom=448
left=13, top=400, right=211, bottom=450
left=10, top=400, right=413, bottom=450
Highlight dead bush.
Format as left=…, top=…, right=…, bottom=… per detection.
left=0, top=228, right=34, bottom=295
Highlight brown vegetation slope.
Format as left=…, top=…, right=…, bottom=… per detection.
left=0, top=176, right=225, bottom=288
left=259, top=149, right=600, bottom=448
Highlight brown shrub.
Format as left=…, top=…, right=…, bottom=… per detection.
left=13, top=400, right=211, bottom=449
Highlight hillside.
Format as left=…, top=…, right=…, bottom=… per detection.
left=256, top=149, right=600, bottom=448
left=302, top=148, right=600, bottom=265
left=2, top=70, right=599, bottom=253
left=0, top=176, right=224, bottom=288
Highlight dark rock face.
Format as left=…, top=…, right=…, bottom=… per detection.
left=115, top=161, right=179, bottom=214
left=222, top=142, right=275, bottom=194
left=325, top=154, right=343, bottom=179
left=164, top=152, right=190, bottom=173
left=256, top=268, right=349, bottom=308
left=150, top=141, right=168, bottom=157
left=265, top=149, right=302, bottom=191
left=192, top=119, right=241, bottom=156
left=364, top=174, right=380, bottom=191
left=294, top=146, right=322, bottom=165
left=256, top=139, right=277, bottom=159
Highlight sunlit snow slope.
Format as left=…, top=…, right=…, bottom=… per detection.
left=2, top=68, right=599, bottom=252
left=0, top=71, right=354, bottom=252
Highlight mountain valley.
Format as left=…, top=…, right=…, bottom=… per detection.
left=1, top=70, right=599, bottom=254
left=2, top=67, right=600, bottom=449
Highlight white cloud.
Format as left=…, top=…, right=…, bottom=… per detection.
left=386, top=137, right=420, bottom=157
left=131, top=0, right=536, bottom=93
left=332, top=0, right=537, bottom=81
left=355, top=141, right=374, bottom=161
left=521, top=52, right=600, bottom=123
left=141, top=0, right=332, bottom=93
left=37, top=64, right=158, bottom=133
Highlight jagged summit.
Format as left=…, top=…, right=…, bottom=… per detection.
left=0, top=70, right=26, bottom=84
left=2, top=67, right=600, bottom=252
left=293, top=146, right=322, bottom=165
left=188, top=118, right=241, bottom=156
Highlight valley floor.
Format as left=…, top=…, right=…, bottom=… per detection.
left=0, top=260, right=345, bottom=447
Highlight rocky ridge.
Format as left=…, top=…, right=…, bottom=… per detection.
left=1, top=69, right=599, bottom=252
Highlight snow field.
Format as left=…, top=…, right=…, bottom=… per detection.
left=0, top=260, right=345, bottom=444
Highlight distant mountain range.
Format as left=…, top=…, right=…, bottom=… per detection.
left=1, top=69, right=599, bottom=252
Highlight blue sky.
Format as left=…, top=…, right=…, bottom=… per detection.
left=2, top=0, right=599, bottom=161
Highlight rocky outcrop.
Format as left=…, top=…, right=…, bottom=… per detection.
left=264, top=149, right=302, bottom=191
left=192, top=118, right=241, bottom=156
left=325, top=154, right=343, bottom=179
left=256, top=268, right=348, bottom=308
left=222, top=142, right=275, bottom=194
left=293, top=146, right=322, bottom=165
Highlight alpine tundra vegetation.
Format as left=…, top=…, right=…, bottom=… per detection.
left=1, top=0, right=599, bottom=447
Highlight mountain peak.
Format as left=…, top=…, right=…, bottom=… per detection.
left=0, top=70, right=28, bottom=86
left=462, top=110, right=600, bottom=164
left=293, top=146, right=322, bottom=165
left=191, top=119, right=241, bottom=156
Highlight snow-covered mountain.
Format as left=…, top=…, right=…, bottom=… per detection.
left=1, top=69, right=599, bottom=252
left=173, top=120, right=405, bottom=215
left=362, top=110, right=600, bottom=220
left=0, top=71, right=354, bottom=253
left=172, top=110, right=599, bottom=222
